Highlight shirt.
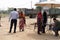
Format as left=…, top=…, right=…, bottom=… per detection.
left=9, top=11, right=18, bottom=20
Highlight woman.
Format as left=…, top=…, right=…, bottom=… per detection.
left=37, top=11, right=42, bottom=34
left=42, top=11, right=47, bottom=33
left=19, top=11, right=26, bottom=31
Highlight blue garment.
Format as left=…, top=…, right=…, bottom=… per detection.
left=9, top=11, right=18, bottom=20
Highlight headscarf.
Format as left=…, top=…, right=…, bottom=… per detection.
left=19, top=11, right=25, bottom=18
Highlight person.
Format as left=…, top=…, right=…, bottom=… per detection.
left=37, top=11, right=42, bottom=34
left=9, top=8, right=18, bottom=33
left=42, top=11, right=47, bottom=33
left=52, top=18, right=60, bottom=36
left=19, top=11, right=26, bottom=31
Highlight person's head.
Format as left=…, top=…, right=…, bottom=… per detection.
left=20, top=11, right=23, bottom=14
left=20, top=11, right=25, bottom=18
left=53, top=18, right=56, bottom=22
left=20, top=11, right=23, bottom=16
left=43, top=11, right=47, bottom=14
left=14, top=8, right=17, bottom=11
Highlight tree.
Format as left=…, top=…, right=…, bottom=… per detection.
left=36, top=6, right=42, bottom=11
left=7, top=7, right=14, bottom=14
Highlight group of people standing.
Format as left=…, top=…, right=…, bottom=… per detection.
left=9, top=8, right=47, bottom=34
left=8, top=8, right=47, bottom=34
left=37, top=11, right=47, bottom=34
left=8, top=8, right=60, bottom=37
left=9, top=8, right=26, bottom=33
left=37, top=10, right=60, bottom=36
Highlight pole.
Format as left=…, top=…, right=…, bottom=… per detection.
left=50, top=4, right=54, bottom=24
left=31, top=1, right=32, bottom=9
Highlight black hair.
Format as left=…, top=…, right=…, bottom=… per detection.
left=43, top=11, right=47, bottom=18
left=53, top=17, right=56, bottom=20
left=14, top=8, right=17, bottom=11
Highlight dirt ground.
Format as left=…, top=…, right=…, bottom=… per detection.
left=0, top=17, right=60, bottom=40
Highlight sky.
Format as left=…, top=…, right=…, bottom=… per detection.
left=0, top=0, right=60, bottom=10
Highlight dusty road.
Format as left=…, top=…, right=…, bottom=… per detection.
left=0, top=17, right=60, bottom=40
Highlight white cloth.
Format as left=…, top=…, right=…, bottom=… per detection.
left=9, top=11, right=18, bottom=20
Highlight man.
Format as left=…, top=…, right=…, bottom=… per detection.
left=53, top=18, right=60, bottom=36
left=9, top=8, right=18, bottom=33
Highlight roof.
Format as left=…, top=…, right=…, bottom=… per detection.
left=35, top=1, right=60, bottom=8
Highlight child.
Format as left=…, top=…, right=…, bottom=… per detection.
left=19, top=17, right=25, bottom=31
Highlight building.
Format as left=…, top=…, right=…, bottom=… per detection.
left=35, top=0, right=60, bottom=17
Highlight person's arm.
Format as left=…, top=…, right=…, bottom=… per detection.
left=50, top=23, right=55, bottom=27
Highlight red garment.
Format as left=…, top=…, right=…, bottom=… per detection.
left=37, top=11, right=42, bottom=20
left=19, top=18, right=24, bottom=29
left=37, top=11, right=43, bottom=32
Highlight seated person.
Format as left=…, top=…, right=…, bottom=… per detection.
left=52, top=18, right=60, bottom=36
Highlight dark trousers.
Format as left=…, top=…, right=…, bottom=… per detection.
left=9, top=19, right=17, bottom=33
left=53, top=27, right=59, bottom=36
